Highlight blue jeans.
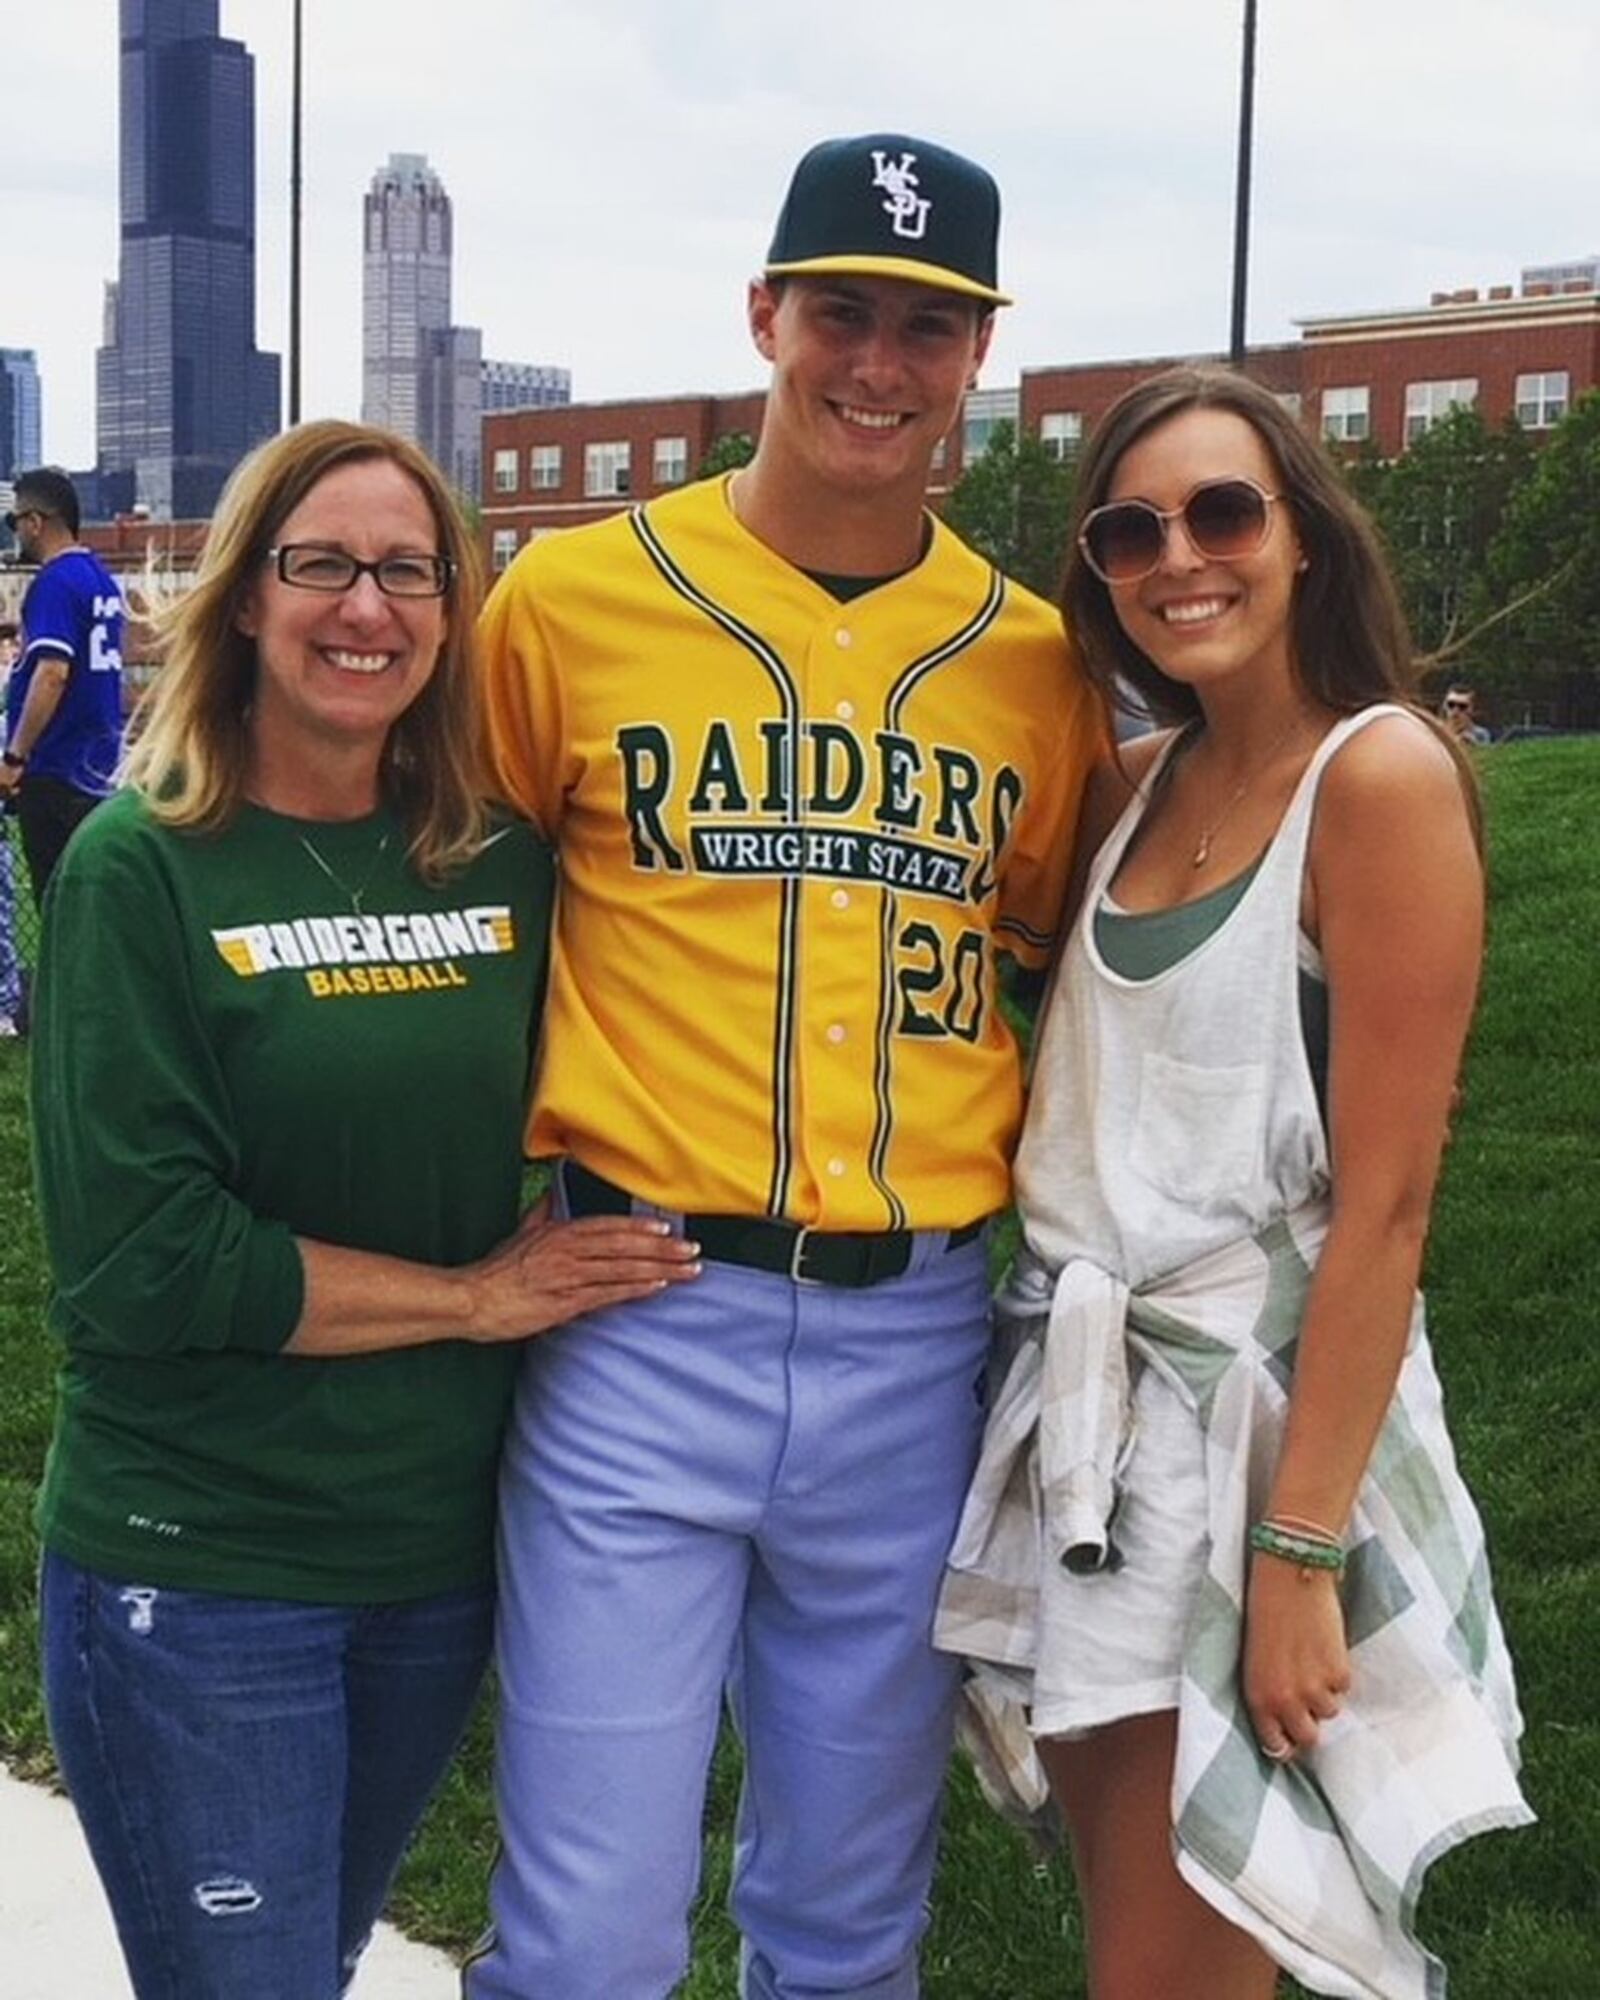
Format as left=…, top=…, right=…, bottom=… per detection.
left=41, top=1551, right=492, bottom=1999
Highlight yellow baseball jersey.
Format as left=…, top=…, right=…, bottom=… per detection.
left=480, top=473, right=1102, bottom=1229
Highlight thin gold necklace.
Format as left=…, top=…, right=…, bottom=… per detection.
left=1188, top=715, right=1305, bottom=870
left=298, top=829, right=391, bottom=916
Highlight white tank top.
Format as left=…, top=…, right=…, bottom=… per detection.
left=1016, top=705, right=1406, bottom=1290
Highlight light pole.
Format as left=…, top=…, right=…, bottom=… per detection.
left=1229, top=0, right=1258, bottom=367
left=288, top=0, right=304, bottom=424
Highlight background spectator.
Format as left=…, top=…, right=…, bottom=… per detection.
left=1440, top=683, right=1492, bottom=746
left=0, top=621, right=21, bottom=1032
left=0, top=469, right=125, bottom=904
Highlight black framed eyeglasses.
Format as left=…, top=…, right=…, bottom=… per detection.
left=265, top=544, right=455, bottom=598
left=1078, top=476, right=1283, bottom=585
left=3, top=507, right=47, bottom=533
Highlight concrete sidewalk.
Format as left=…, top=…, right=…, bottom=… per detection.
left=0, top=1763, right=461, bottom=1998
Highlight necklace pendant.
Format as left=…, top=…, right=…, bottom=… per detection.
left=1192, top=833, right=1211, bottom=869
left=297, top=829, right=390, bottom=917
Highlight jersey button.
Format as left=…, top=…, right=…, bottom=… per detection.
left=826, top=1023, right=846, bottom=1045
left=834, top=627, right=852, bottom=648
left=827, top=1157, right=848, bottom=1178
left=835, top=699, right=855, bottom=721
left=830, top=889, right=850, bottom=911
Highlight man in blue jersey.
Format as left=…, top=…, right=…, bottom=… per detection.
left=0, top=469, right=125, bottom=902
left=0, top=621, right=21, bottom=1032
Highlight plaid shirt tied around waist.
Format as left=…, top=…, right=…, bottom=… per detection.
left=935, top=1202, right=1532, bottom=2000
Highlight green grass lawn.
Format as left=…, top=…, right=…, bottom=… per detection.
left=1, top=740, right=1596, bottom=1996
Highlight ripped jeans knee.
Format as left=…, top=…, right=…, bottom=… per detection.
left=39, top=1550, right=492, bottom=1999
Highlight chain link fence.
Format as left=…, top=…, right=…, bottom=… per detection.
left=2, top=814, right=36, bottom=1033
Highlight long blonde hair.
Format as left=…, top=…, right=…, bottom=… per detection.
left=123, top=420, right=490, bottom=879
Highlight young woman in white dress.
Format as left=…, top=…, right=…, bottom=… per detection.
left=938, top=368, right=1528, bottom=1999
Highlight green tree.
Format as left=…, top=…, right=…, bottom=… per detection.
left=1354, top=405, right=1535, bottom=661
left=1473, top=387, right=1600, bottom=714
left=944, top=420, right=1077, bottom=599
left=698, top=431, right=757, bottom=479
left=1337, top=435, right=1392, bottom=518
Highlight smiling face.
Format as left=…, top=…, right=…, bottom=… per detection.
left=1100, top=406, right=1304, bottom=703
left=235, top=457, right=448, bottom=783
left=748, top=274, right=991, bottom=507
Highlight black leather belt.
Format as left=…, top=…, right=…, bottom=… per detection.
left=562, top=1160, right=983, bottom=1290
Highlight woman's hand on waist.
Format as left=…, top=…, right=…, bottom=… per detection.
left=287, top=1205, right=699, bottom=1357
left=463, top=1196, right=702, bottom=1341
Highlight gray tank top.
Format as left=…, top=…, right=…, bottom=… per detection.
left=1093, top=858, right=1330, bottom=1123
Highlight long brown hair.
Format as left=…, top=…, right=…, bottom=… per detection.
left=123, top=420, right=490, bottom=879
left=1060, top=366, right=1481, bottom=838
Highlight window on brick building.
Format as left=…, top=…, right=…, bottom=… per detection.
left=584, top=441, right=631, bottom=498
left=529, top=444, right=562, bottom=489
left=653, top=436, right=689, bottom=486
left=1321, top=386, right=1370, bottom=443
left=491, top=528, right=518, bottom=572
left=1040, top=411, right=1083, bottom=461
left=1514, top=371, right=1569, bottom=429
left=963, top=387, right=1019, bottom=462
left=1404, top=379, right=1477, bottom=444
left=492, top=448, right=519, bottom=494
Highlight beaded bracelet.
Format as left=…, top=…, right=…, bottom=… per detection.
left=1249, top=1519, right=1346, bottom=1578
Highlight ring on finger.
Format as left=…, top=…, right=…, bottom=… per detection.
left=1260, top=1739, right=1295, bottom=1762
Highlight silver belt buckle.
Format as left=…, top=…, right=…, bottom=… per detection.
left=788, top=1225, right=822, bottom=1286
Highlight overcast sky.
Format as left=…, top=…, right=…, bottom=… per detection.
left=6, top=0, right=1598, bottom=469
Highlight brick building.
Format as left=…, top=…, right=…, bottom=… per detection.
left=482, top=390, right=767, bottom=573
left=1295, top=280, right=1597, bottom=456
left=479, top=380, right=1000, bottom=574
left=1022, top=343, right=1303, bottom=461
left=1021, top=279, right=1597, bottom=463
left=479, top=268, right=1600, bottom=575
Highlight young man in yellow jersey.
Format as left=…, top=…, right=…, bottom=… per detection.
left=468, top=133, right=1104, bottom=2000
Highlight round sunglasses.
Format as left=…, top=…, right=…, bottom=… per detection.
left=1077, top=475, right=1284, bottom=585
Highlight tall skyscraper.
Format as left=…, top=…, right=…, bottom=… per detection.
left=96, top=0, right=281, bottom=520
left=0, top=350, right=43, bottom=479
left=363, top=153, right=570, bottom=499
left=362, top=153, right=453, bottom=445
left=362, top=153, right=484, bottom=495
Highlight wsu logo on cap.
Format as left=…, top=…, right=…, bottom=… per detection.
left=764, top=133, right=1010, bottom=306
left=870, top=149, right=931, bottom=241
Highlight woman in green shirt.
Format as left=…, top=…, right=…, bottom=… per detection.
left=32, top=420, right=698, bottom=2000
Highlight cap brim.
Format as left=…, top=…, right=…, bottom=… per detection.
left=764, top=252, right=1011, bottom=307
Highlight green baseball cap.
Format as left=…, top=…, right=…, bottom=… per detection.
left=764, top=132, right=1011, bottom=307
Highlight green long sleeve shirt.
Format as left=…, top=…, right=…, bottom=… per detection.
left=32, top=791, right=553, bottom=1602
